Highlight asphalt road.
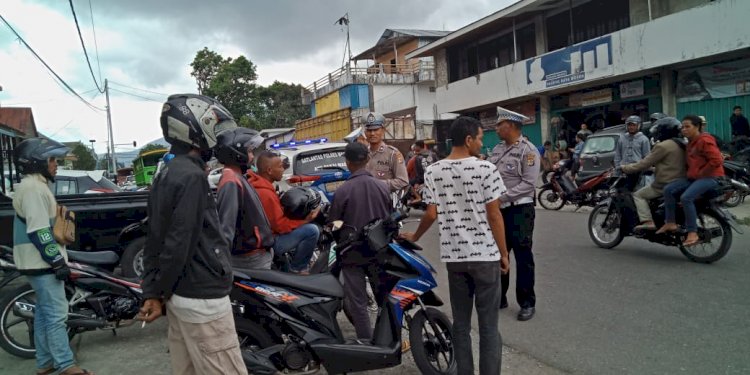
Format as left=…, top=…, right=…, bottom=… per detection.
left=1, top=207, right=747, bottom=374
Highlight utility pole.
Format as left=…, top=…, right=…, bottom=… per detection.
left=104, top=79, right=117, bottom=176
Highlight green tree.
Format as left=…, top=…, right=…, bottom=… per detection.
left=139, top=143, right=168, bottom=155
left=190, top=47, right=225, bottom=95
left=254, top=81, right=310, bottom=129
left=71, top=142, right=97, bottom=170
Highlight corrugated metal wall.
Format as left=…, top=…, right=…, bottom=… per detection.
left=295, top=107, right=352, bottom=141
left=677, top=95, right=750, bottom=142
left=314, top=91, right=341, bottom=117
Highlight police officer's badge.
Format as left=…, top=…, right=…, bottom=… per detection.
left=526, top=153, right=536, bottom=166
left=367, top=113, right=375, bottom=124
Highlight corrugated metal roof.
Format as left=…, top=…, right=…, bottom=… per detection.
left=387, top=29, right=452, bottom=38
left=0, top=107, right=37, bottom=137
left=353, top=28, right=452, bottom=61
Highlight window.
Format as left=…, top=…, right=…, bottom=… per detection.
left=54, top=179, right=78, bottom=195
left=581, top=136, right=617, bottom=154
left=294, top=148, right=347, bottom=175
left=546, top=0, right=630, bottom=51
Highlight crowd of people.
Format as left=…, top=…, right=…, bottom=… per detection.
left=10, top=90, right=739, bottom=374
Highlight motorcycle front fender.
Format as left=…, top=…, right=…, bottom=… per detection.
left=713, top=206, right=744, bottom=234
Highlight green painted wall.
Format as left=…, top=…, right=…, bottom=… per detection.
left=677, top=95, right=750, bottom=142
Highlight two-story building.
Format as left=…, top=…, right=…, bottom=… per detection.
left=407, top=0, right=750, bottom=150
left=300, top=29, right=449, bottom=152
left=0, top=107, right=38, bottom=194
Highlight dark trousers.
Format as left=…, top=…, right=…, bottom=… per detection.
left=447, top=261, right=502, bottom=375
left=341, top=259, right=394, bottom=340
left=500, top=203, right=536, bottom=308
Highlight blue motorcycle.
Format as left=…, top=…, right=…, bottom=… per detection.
left=232, top=211, right=456, bottom=375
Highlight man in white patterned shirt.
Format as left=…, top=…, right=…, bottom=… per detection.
left=401, top=116, right=509, bottom=375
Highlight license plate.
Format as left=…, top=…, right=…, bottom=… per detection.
left=325, top=181, right=344, bottom=192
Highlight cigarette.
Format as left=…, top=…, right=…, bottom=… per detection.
left=141, top=312, right=148, bottom=328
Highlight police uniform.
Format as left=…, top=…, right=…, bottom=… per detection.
left=361, top=111, right=409, bottom=192
left=488, top=107, right=540, bottom=317
left=366, top=143, right=409, bottom=192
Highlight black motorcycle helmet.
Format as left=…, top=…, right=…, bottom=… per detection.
left=214, top=127, right=265, bottom=166
left=280, top=187, right=322, bottom=220
left=649, top=112, right=667, bottom=123
left=650, top=117, right=683, bottom=142
left=14, top=138, right=70, bottom=182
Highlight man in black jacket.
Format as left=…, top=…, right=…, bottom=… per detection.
left=137, top=94, right=247, bottom=375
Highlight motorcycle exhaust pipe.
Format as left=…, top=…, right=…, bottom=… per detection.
left=12, top=301, right=35, bottom=320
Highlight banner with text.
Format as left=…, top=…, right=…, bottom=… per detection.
left=526, top=35, right=613, bottom=91
left=676, top=58, right=750, bottom=103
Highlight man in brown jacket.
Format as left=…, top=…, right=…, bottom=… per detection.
left=621, top=117, right=686, bottom=230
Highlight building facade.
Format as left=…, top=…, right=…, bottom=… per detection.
left=407, top=0, right=750, bottom=150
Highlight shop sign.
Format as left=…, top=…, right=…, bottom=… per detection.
left=569, top=88, right=613, bottom=107
left=526, top=35, right=613, bottom=91
left=676, top=58, right=750, bottom=102
left=620, top=80, right=644, bottom=99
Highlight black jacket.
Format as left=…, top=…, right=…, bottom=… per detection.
left=141, top=153, right=233, bottom=300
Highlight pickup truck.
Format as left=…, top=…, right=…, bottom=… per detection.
left=0, top=191, right=148, bottom=277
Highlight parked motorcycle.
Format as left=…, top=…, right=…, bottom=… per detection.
left=232, top=211, right=456, bottom=375
left=588, top=174, right=743, bottom=263
left=721, top=160, right=750, bottom=207
left=0, top=247, right=143, bottom=358
left=538, top=160, right=613, bottom=210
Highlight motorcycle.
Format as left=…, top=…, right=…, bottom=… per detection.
left=587, top=173, right=743, bottom=263
left=538, top=159, right=613, bottom=210
left=0, top=246, right=143, bottom=358
left=721, top=160, right=750, bottom=207
left=232, top=211, right=457, bottom=375
left=395, top=186, right=427, bottom=213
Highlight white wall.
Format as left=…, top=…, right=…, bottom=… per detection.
left=373, top=85, right=415, bottom=116
left=436, top=0, right=750, bottom=114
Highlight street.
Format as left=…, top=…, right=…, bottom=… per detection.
left=1, top=207, right=748, bottom=374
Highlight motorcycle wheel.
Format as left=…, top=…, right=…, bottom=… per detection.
left=409, top=307, right=457, bottom=375
left=0, top=283, right=74, bottom=358
left=538, top=187, right=565, bottom=210
left=588, top=204, right=624, bottom=249
left=235, top=318, right=277, bottom=350
left=120, top=236, right=146, bottom=278
left=678, top=211, right=732, bottom=264
left=722, top=190, right=741, bottom=208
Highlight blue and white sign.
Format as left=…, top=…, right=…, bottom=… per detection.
left=526, top=36, right=613, bottom=90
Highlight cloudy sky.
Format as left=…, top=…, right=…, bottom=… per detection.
left=0, top=0, right=514, bottom=154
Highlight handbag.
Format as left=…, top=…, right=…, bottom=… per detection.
left=53, top=205, right=76, bottom=245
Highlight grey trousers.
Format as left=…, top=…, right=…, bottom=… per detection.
left=633, top=185, right=662, bottom=223
left=446, top=261, right=503, bottom=375
left=230, top=250, right=273, bottom=270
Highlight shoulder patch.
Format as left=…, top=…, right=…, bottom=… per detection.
left=526, top=152, right=536, bottom=166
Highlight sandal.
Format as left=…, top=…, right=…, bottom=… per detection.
left=60, top=367, right=95, bottom=375
left=36, top=368, right=55, bottom=375
left=682, top=238, right=701, bottom=247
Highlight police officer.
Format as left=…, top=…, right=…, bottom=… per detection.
left=488, top=106, right=540, bottom=321
left=363, top=111, right=409, bottom=192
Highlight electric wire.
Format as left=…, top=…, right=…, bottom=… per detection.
left=109, top=81, right=168, bottom=97
left=0, top=14, right=105, bottom=112
left=69, top=0, right=104, bottom=93
left=87, top=0, right=103, bottom=84
left=109, top=87, right=164, bottom=103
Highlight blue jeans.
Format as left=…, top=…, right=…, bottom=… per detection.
left=26, top=274, right=74, bottom=372
left=274, top=224, right=319, bottom=271
left=663, top=178, right=719, bottom=232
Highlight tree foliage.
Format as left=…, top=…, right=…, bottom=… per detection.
left=71, top=143, right=97, bottom=170
left=189, top=48, right=310, bottom=130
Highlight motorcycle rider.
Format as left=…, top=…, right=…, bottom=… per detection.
left=657, top=115, right=725, bottom=246
left=363, top=112, right=409, bottom=192
left=137, top=94, right=247, bottom=375
left=614, top=115, right=651, bottom=189
left=250, top=151, right=319, bottom=273
left=620, top=117, right=687, bottom=230
left=12, top=138, right=95, bottom=375
left=214, top=128, right=275, bottom=269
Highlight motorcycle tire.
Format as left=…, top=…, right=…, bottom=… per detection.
left=588, top=204, right=624, bottom=249
left=234, top=318, right=277, bottom=350
left=538, top=187, right=565, bottom=210
left=678, top=211, right=733, bottom=264
left=409, top=307, right=457, bottom=375
left=0, top=283, right=74, bottom=359
left=722, top=190, right=742, bottom=208
left=120, top=236, right=146, bottom=278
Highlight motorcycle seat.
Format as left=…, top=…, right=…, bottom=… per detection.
left=233, top=268, right=344, bottom=298
left=66, top=250, right=120, bottom=266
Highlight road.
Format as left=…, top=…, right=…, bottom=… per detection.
left=1, top=207, right=748, bottom=374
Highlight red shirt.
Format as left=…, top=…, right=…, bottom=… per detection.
left=247, top=172, right=306, bottom=235
left=686, top=133, right=724, bottom=180
left=406, top=156, right=417, bottom=180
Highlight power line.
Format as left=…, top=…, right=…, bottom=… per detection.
left=0, top=14, right=105, bottom=112
left=109, top=81, right=168, bottom=97
left=69, top=0, right=104, bottom=93
left=87, top=0, right=103, bottom=84
left=109, top=87, right=164, bottom=103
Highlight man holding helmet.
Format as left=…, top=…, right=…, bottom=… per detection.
left=362, top=111, right=409, bottom=192
left=13, top=138, right=95, bottom=375
left=250, top=151, right=319, bottom=273
left=214, top=128, right=275, bottom=269
left=620, top=117, right=687, bottom=230
left=137, top=94, right=247, bottom=375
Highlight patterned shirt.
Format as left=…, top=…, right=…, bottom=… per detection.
left=421, top=157, right=506, bottom=262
